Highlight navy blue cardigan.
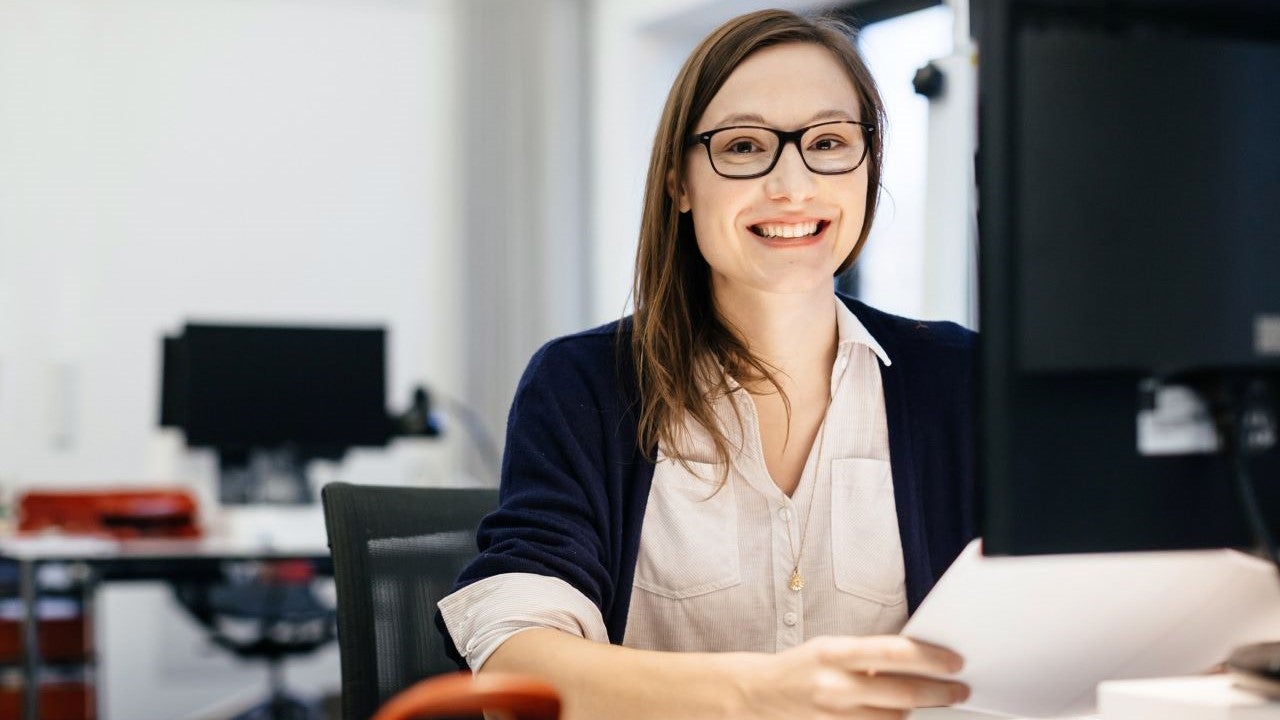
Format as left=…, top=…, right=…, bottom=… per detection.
left=439, top=295, right=976, bottom=667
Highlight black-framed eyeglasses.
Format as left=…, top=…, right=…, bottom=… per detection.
left=685, top=120, right=875, bottom=179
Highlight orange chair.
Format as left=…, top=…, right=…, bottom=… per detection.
left=370, top=672, right=560, bottom=720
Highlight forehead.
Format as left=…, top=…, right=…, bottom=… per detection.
left=699, top=42, right=862, bottom=130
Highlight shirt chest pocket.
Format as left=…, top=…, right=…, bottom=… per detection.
left=830, top=458, right=907, bottom=606
left=632, top=460, right=742, bottom=600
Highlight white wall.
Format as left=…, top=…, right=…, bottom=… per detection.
left=0, top=1, right=463, bottom=716
left=856, top=4, right=957, bottom=320
left=458, top=0, right=591, bottom=452
left=0, top=0, right=466, bottom=493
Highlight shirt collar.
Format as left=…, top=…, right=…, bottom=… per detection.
left=835, top=295, right=892, bottom=367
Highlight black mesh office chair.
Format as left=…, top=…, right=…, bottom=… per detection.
left=172, top=561, right=335, bottom=720
left=320, top=482, right=498, bottom=720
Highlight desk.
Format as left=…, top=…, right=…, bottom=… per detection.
left=0, top=532, right=332, bottom=720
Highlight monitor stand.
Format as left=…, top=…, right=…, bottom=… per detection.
left=218, top=447, right=311, bottom=505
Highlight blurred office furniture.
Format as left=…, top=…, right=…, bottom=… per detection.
left=172, top=560, right=335, bottom=720
left=2, top=488, right=206, bottom=720
left=158, top=322, right=445, bottom=718
left=369, top=671, right=559, bottom=720
left=160, top=323, right=441, bottom=505
left=0, top=525, right=331, bottom=720
left=320, top=482, right=497, bottom=720
left=0, top=565, right=94, bottom=720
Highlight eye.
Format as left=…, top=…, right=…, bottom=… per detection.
left=726, top=138, right=764, bottom=154
left=809, top=136, right=847, bottom=152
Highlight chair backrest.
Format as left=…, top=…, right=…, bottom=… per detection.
left=322, top=482, right=498, bottom=720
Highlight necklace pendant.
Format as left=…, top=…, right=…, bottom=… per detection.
left=789, top=569, right=805, bottom=592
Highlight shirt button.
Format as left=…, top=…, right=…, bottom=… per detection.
left=779, top=507, right=791, bottom=522
left=783, top=612, right=798, bottom=626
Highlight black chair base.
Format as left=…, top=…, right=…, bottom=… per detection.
left=228, top=694, right=317, bottom=720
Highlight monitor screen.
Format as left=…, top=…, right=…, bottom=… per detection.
left=161, top=323, right=389, bottom=451
left=976, top=0, right=1280, bottom=555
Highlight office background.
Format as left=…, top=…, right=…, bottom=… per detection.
left=0, top=0, right=968, bottom=717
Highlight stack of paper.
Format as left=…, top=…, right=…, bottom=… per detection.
left=902, top=540, right=1280, bottom=718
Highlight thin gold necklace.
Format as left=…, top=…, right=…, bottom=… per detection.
left=781, top=401, right=833, bottom=593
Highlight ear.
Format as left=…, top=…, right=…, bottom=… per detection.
left=666, top=170, right=692, bottom=213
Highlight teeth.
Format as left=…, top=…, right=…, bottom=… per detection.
left=754, top=221, right=820, bottom=238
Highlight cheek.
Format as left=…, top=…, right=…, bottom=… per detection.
left=839, top=176, right=870, bottom=234
left=690, top=208, right=729, bottom=267
left=855, top=172, right=871, bottom=215
left=688, top=184, right=745, bottom=255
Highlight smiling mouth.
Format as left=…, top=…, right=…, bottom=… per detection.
left=749, top=220, right=829, bottom=239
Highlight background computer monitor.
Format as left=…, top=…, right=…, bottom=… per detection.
left=974, top=0, right=1280, bottom=555
left=161, top=323, right=390, bottom=502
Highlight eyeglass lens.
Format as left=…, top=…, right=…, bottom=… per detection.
left=707, top=122, right=867, bottom=177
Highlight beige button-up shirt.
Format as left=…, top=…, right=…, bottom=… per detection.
left=440, top=297, right=906, bottom=669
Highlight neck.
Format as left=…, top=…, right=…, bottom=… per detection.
left=712, top=281, right=838, bottom=390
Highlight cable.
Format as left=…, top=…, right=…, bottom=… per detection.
left=432, top=391, right=503, bottom=483
left=1230, top=408, right=1280, bottom=575
left=1203, top=375, right=1280, bottom=686
left=1203, top=376, right=1280, bottom=577
left=392, top=384, right=503, bottom=484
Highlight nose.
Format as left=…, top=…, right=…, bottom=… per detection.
left=764, top=141, right=817, bottom=203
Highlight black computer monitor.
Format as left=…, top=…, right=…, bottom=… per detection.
left=975, top=0, right=1280, bottom=555
left=161, top=323, right=390, bottom=502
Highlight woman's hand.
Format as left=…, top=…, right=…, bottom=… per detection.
left=736, top=635, right=969, bottom=719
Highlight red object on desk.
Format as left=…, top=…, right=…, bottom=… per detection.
left=16, top=488, right=201, bottom=539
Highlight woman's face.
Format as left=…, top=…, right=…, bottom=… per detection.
left=677, top=42, right=869, bottom=299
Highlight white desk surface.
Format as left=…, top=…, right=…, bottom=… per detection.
left=0, top=533, right=328, bottom=561
left=0, top=504, right=330, bottom=561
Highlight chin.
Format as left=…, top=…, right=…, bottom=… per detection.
left=743, top=268, right=841, bottom=296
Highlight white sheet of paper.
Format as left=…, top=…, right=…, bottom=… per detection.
left=901, top=539, right=1280, bottom=718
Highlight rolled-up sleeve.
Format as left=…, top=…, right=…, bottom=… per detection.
left=438, top=572, right=610, bottom=671
left=433, top=331, right=647, bottom=670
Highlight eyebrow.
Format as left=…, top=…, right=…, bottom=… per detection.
left=707, top=108, right=856, bottom=129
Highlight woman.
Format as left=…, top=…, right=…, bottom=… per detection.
left=438, top=9, right=976, bottom=719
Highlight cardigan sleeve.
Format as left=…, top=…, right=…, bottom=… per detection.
left=436, top=336, right=622, bottom=668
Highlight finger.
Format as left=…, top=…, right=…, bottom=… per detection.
left=849, top=674, right=970, bottom=710
left=816, top=636, right=964, bottom=676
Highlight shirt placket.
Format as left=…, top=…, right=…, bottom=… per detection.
left=790, top=342, right=855, bottom=648
left=774, top=494, right=805, bottom=650
left=731, top=343, right=855, bottom=652
left=728, top=388, right=802, bottom=651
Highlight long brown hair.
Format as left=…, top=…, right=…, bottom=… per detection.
left=630, top=9, right=886, bottom=470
